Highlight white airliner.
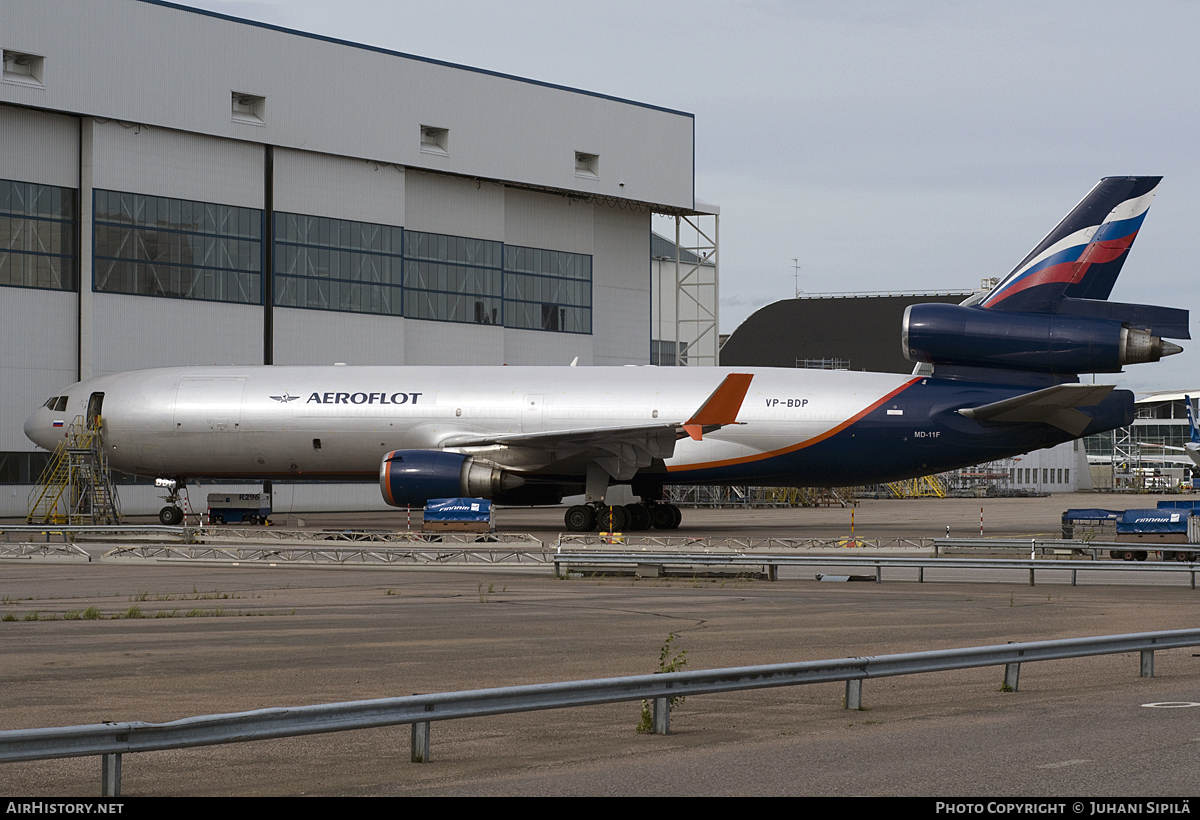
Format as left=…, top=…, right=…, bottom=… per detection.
left=23, top=177, right=1188, bottom=531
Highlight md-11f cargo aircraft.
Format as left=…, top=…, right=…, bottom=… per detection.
left=24, top=177, right=1189, bottom=531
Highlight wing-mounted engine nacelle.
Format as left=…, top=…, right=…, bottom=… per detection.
left=903, top=303, right=1181, bottom=375
left=380, top=450, right=525, bottom=507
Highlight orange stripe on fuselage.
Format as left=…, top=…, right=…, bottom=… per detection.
left=667, top=376, right=921, bottom=473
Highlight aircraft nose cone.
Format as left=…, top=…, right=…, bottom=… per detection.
left=24, top=407, right=54, bottom=451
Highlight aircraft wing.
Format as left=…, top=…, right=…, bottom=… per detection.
left=957, top=383, right=1115, bottom=436
left=440, top=422, right=680, bottom=450
left=438, top=373, right=754, bottom=480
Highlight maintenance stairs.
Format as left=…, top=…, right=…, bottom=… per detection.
left=26, top=416, right=122, bottom=525
left=884, top=475, right=949, bottom=498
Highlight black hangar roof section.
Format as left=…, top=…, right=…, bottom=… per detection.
left=720, top=293, right=973, bottom=374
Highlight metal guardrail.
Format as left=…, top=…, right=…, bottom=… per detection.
left=551, top=534, right=938, bottom=550
left=2, top=629, right=1195, bottom=796
left=0, top=523, right=541, bottom=546
left=99, top=543, right=556, bottom=567
left=6, top=529, right=1200, bottom=587
left=552, top=551, right=1200, bottom=587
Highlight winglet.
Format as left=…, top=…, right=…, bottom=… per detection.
left=683, top=373, right=754, bottom=441
left=1187, top=395, right=1198, bottom=444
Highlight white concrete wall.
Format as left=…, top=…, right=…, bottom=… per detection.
left=86, top=123, right=265, bottom=375
left=1010, top=440, right=1090, bottom=492
left=0, top=289, right=77, bottom=449
left=0, top=105, right=77, bottom=187
left=90, top=120, right=264, bottom=208
left=591, top=202, right=651, bottom=365
left=0, top=105, right=79, bottom=451
left=0, top=0, right=694, bottom=209
left=272, top=148, right=404, bottom=225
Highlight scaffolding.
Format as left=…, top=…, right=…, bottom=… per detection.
left=671, top=211, right=719, bottom=368
left=26, top=415, right=122, bottom=525
left=666, top=485, right=858, bottom=508
left=883, top=475, right=949, bottom=498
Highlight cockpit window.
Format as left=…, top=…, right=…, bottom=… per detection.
left=55, top=397, right=68, bottom=412
left=44, top=397, right=59, bottom=409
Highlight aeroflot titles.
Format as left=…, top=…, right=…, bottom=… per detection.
left=305, top=392, right=424, bottom=405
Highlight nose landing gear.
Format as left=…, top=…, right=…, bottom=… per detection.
left=156, top=477, right=186, bottom=526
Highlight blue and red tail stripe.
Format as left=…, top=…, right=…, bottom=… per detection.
left=980, top=176, right=1159, bottom=312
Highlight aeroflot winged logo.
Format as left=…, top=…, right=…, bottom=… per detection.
left=269, top=392, right=301, bottom=403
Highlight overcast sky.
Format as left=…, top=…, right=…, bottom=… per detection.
left=179, top=0, right=1200, bottom=391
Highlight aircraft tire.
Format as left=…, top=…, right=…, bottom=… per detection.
left=158, top=506, right=183, bottom=526
left=596, top=505, right=627, bottom=533
left=1136, top=551, right=1148, bottom=561
left=649, top=504, right=675, bottom=529
left=667, top=504, right=682, bottom=529
left=624, top=503, right=651, bottom=531
left=565, top=505, right=595, bottom=532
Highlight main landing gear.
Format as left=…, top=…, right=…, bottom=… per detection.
left=563, top=501, right=682, bottom=533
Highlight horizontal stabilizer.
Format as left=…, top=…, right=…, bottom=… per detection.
left=957, top=383, right=1115, bottom=436
left=1056, top=298, right=1190, bottom=340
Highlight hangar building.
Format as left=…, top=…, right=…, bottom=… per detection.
left=0, top=0, right=704, bottom=516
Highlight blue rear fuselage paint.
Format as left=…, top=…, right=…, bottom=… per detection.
left=667, top=377, right=1133, bottom=487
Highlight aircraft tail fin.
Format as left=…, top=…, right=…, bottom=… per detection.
left=981, top=176, right=1161, bottom=313
left=1188, top=396, right=1199, bottom=444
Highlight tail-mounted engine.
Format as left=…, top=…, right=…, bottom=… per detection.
left=902, top=303, right=1183, bottom=375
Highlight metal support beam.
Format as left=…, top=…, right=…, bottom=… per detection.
left=1003, top=663, right=1020, bottom=692
left=1141, top=649, right=1154, bottom=678
left=875, top=564, right=882, bottom=583
left=100, top=752, right=120, bottom=797
left=671, top=213, right=720, bottom=368
left=845, top=679, right=862, bottom=710
left=652, top=697, right=670, bottom=735
left=411, top=721, right=430, bottom=763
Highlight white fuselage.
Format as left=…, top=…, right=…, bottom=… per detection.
left=24, top=365, right=916, bottom=481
